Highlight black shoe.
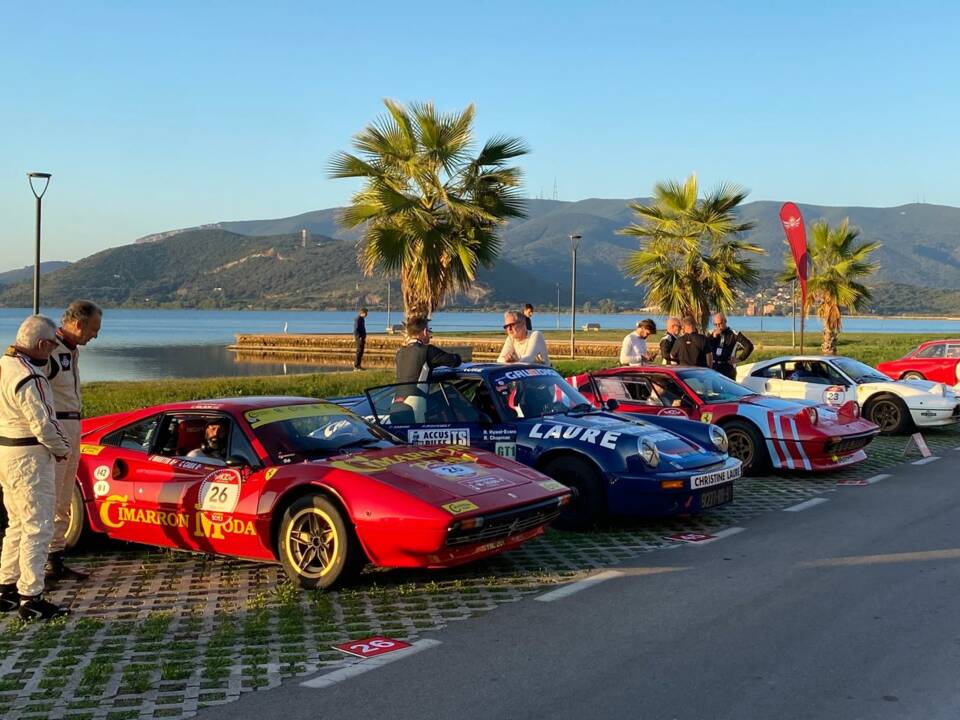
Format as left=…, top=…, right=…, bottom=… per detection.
left=18, top=594, right=70, bottom=621
left=0, top=583, right=17, bottom=613
left=45, top=552, right=89, bottom=582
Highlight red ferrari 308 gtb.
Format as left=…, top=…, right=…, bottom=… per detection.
left=57, top=397, right=570, bottom=589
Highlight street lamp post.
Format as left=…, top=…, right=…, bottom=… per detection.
left=556, top=282, right=560, bottom=329
left=27, top=172, right=52, bottom=315
left=569, top=234, right=582, bottom=358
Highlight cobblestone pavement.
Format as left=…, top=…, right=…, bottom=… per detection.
left=1, top=428, right=957, bottom=720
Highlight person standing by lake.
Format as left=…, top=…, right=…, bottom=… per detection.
left=659, top=317, right=681, bottom=365
left=522, top=304, right=534, bottom=331
left=670, top=315, right=713, bottom=368
left=45, top=300, right=102, bottom=582
left=619, top=319, right=658, bottom=365
left=353, top=307, right=367, bottom=370
left=0, top=315, right=71, bottom=621
left=709, top=312, right=754, bottom=380
left=498, top=311, right=550, bottom=366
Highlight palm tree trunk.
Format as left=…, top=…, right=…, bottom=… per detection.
left=821, top=324, right=839, bottom=355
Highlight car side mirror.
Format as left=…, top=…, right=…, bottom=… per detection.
left=225, top=455, right=249, bottom=468
left=605, top=398, right=620, bottom=412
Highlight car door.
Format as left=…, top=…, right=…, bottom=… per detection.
left=592, top=375, right=659, bottom=415
left=746, top=361, right=787, bottom=396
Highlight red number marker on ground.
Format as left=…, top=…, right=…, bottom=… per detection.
left=666, top=532, right=715, bottom=543
left=333, top=636, right=411, bottom=659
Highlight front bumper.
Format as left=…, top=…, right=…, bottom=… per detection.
left=909, top=402, right=960, bottom=427
left=605, top=456, right=741, bottom=517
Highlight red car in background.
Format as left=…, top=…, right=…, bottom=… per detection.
left=876, top=339, right=960, bottom=385
left=567, top=366, right=879, bottom=475
left=52, top=397, right=570, bottom=590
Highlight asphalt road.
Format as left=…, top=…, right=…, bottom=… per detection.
left=196, top=451, right=960, bottom=720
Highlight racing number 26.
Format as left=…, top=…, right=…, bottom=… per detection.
left=199, top=482, right=240, bottom=513
left=351, top=639, right=396, bottom=654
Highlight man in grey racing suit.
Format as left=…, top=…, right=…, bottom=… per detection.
left=45, top=300, right=102, bottom=581
left=0, top=315, right=71, bottom=621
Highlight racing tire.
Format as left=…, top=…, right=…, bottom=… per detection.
left=541, top=456, right=606, bottom=531
left=864, top=395, right=911, bottom=435
left=63, top=482, right=90, bottom=551
left=901, top=371, right=925, bottom=381
left=277, top=494, right=365, bottom=590
left=722, top=420, right=770, bottom=475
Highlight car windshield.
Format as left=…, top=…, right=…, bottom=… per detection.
left=489, top=368, right=594, bottom=419
left=245, top=403, right=398, bottom=462
left=831, top=357, right=891, bottom=384
left=678, top=369, right=757, bottom=402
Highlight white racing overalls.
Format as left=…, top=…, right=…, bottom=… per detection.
left=45, top=332, right=82, bottom=554
left=0, top=347, right=70, bottom=596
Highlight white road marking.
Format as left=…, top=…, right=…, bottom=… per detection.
left=783, top=497, right=829, bottom=512
left=300, top=639, right=441, bottom=688
left=866, top=473, right=891, bottom=485
left=912, top=456, right=940, bottom=466
left=535, top=570, right=623, bottom=602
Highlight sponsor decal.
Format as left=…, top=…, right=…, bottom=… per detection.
left=426, top=463, right=478, bottom=479
left=498, top=368, right=560, bottom=381
left=658, top=407, right=686, bottom=417
left=80, top=444, right=105, bottom=456
left=822, top=386, right=846, bottom=406
left=244, top=403, right=342, bottom=429
left=330, top=446, right=476, bottom=474
left=700, top=412, right=714, bottom=423
left=689, top=463, right=741, bottom=489
left=538, top=480, right=567, bottom=492
left=407, top=428, right=470, bottom=446
left=333, top=637, right=411, bottom=659
left=97, top=494, right=256, bottom=539
left=93, top=480, right=110, bottom=497
left=149, top=456, right=204, bottom=471
left=442, top=499, right=479, bottom=515
left=528, top=423, right=621, bottom=450
left=459, top=476, right=514, bottom=492
left=59, top=353, right=72, bottom=371
left=264, top=468, right=278, bottom=481
left=93, top=465, right=111, bottom=481
left=198, top=468, right=243, bottom=514
left=482, top=427, right=516, bottom=441
left=495, top=442, right=517, bottom=459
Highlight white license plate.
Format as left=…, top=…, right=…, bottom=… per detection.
left=690, top=463, right=742, bottom=489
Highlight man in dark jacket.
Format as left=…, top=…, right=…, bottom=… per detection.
left=670, top=316, right=713, bottom=368
left=395, top=316, right=462, bottom=422
left=659, top=317, right=681, bottom=365
left=709, top=312, right=754, bottom=380
left=353, top=308, right=367, bottom=370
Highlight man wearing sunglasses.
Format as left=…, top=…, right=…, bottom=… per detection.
left=0, top=315, right=71, bottom=621
left=497, top=311, right=550, bottom=366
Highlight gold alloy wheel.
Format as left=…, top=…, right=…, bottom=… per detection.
left=725, top=428, right=755, bottom=467
left=284, top=506, right=340, bottom=579
left=870, top=399, right=903, bottom=433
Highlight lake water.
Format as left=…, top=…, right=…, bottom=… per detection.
left=2, top=307, right=959, bottom=382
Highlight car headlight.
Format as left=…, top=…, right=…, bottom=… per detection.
left=930, top=383, right=946, bottom=397
left=804, top=407, right=818, bottom=424
left=637, top=437, right=660, bottom=468
left=709, top=425, right=728, bottom=453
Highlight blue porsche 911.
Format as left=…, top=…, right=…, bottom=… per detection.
left=334, top=364, right=740, bottom=529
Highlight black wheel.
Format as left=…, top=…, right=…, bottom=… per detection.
left=722, top=420, right=770, bottom=475
left=901, top=371, right=925, bottom=381
left=864, top=395, right=911, bottom=434
left=64, top=482, right=89, bottom=550
left=277, top=495, right=366, bottom=590
left=541, top=455, right=606, bottom=531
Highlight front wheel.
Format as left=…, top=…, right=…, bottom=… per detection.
left=864, top=395, right=911, bottom=434
left=722, top=420, right=770, bottom=475
left=542, top=456, right=606, bottom=531
left=277, top=495, right=365, bottom=590
left=901, top=371, right=925, bottom=381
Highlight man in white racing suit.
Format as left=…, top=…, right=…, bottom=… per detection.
left=0, top=315, right=71, bottom=621
left=45, top=300, right=102, bottom=581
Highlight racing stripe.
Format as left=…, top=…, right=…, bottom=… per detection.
left=765, top=413, right=787, bottom=468
left=788, top=417, right=812, bottom=471
left=775, top=415, right=795, bottom=469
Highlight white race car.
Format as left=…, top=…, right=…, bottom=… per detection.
left=737, top=355, right=960, bottom=434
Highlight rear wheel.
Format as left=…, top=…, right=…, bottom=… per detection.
left=864, top=395, right=911, bottom=434
left=901, top=371, right=925, bottom=381
left=63, top=483, right=89, bottom=550
left=277, top=495, right=365, bottom=590
left=722, top=420, right=770, bottom=475
left=541, top=455, right=606, bottom=531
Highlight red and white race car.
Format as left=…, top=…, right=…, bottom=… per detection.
left=48, top=396, right=571, bottom=589
left=568, top=366, right=880, bottom=474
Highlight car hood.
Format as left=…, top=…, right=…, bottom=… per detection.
left=323, top=445, right=545, bottom=504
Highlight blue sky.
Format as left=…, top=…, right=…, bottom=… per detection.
left=2, top=0, right=958, bottom=270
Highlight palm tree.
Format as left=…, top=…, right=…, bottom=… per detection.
left=619, top=174, right=764, bottom=329
left=329, top=100, right=528, bottom=318
left=780, top=218, right=880, bottom=354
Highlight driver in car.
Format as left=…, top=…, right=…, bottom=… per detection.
left=516, top=380, right=562, bottom=418
left=187, top=418, right=229, bottom=465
